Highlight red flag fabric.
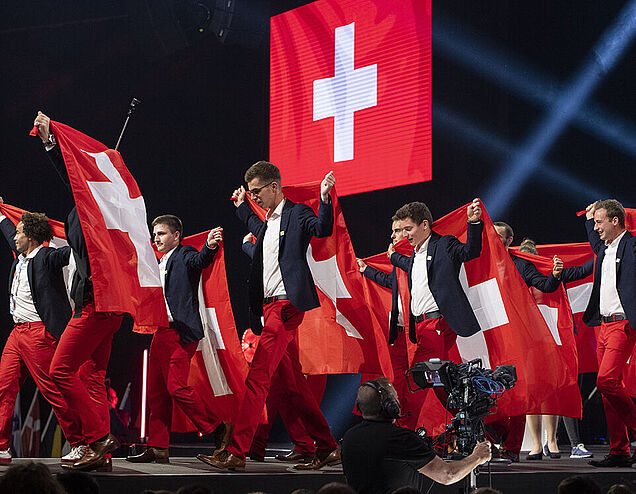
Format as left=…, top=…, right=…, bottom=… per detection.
left=270, top=0, right=431, bottom=196
left=50, top=121, right=168, bottom=331
left=430, top=203, right=581, bottom=419
left=246, top=184, right=392, bottom=376
left=168, top=236, right=248, bottom=432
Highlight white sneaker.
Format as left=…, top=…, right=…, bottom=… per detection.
left=0, top=449, right=12, bottom=464
left=61, top=445, right=87, bottom=463
left=570, top=443, right=593, bottom=458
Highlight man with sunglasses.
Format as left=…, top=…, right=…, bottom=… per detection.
left=198, top=161, right=339, bottom=471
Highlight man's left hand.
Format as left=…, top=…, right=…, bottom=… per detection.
left=321, top=171, right=335, bottom=202
left=552, top=255, right=563, bottom=278
left=467, top=198, right=482, bottom=222
left=207, top=227, right=223, bottom=249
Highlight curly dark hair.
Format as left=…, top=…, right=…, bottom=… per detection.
left=20, top=212, right=53, bottom=244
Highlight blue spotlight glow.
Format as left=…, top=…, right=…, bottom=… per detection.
left=483, top=0, right=636, bottom=218
left=435, top=105, right=611, bottom=202
left=434, top=15, right=636, bottom=159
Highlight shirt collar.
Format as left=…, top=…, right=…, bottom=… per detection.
left=21, top=245, right=43, bottom=261
left=267, top=198, right=286, bottom=220
left=160, top=246, right=178, bottom=263
left=415, top=235, right=431, bottom=255
left=607, top=229, right=627, bottom=248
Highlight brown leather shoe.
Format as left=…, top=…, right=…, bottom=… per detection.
left=293, top=447, right=341, bottom=470
left=197, top=450, right=245, bottom=471
left=71, top=434, right=120, bottom=471
left=275, top=450, right=314, bottom=463
left=126, top=447, right=169, bottom=464
left=62, top=456, right=113, bottom=472
left=212, top=422, right=234, bottom=456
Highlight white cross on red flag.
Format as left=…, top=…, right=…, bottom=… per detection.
left=270, top=0, right=431, bottom=196
left=50, top=121, right=168, bottom=330
left=246, top=184, right=392, bottom=376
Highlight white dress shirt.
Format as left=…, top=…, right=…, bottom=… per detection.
left=410, top=235, right=439, bottom=316
left=600, top=230, right=627, bottom=317
left=159, top=247, right=177, bottom=323
left=10, top=246, right=43, bottom=324
left=262, top=199, right=287, bottom=298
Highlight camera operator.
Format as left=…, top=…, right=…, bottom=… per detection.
left=341, top=378, right=491, bottom=494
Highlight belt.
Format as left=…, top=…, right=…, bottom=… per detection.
left=414, top=310, right=442, bottom=323
left=263, top=294, right=289, bottom=305
left=601, top=314, right=627, bottom=323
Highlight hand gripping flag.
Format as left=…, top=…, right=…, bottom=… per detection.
left=431, top=203, right=581, bottom=419
left=168, top=234, right=248, bottom=431
left=49, top=121, right=167, bottom=330
left=245, top=184, right=392, bottom=376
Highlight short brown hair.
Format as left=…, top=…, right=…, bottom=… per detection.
left=152, top=215, right=183, bottom=238
left=393, top=202, right=433, bottom=226
left=20, top=212, right=53, bottom=245
left=518, top=238, right=538, bottom=255
left=596, top=199, right=625, bottom=228
left=244, top=160, right=281, bottom=185
left=493, top=221, right=514, bottom=241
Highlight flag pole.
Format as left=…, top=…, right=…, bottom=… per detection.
left=114, top=97, right=141, bottom=151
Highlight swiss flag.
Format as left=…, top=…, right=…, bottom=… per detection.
left=270, top=0, right=431, bottom=196
left=50, top=121, right=168, bottom=331
left=163, top=235, right=249, bottom=431
left=246, top=184, right=392, bottom=376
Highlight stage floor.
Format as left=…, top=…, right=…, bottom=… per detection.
left=1, top=446, right=634, bottom=494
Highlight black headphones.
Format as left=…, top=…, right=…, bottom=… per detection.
left=357, top=380, right=401, bottom=420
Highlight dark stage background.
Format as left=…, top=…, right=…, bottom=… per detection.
left=1, top=0, right=635, bottom=441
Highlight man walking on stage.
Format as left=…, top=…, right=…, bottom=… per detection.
left=583, top=200, right=636, bottom=468
left=0, top=206, right=83, bottom=464
left=388, top=199, right=483, bottom=364
left=33, top=111, right=123, bottom=472
left=126, top=215, right=231, bottom=464
left=198, top=161, right=339, bottom=471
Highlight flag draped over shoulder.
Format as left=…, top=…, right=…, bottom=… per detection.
left=169, top=234, right=248, bottom=431
left=50, top=121, right=167, bottom=330
left=246, top=184, right=392, bottom=376
left=430, top=203, right=581, bottom=418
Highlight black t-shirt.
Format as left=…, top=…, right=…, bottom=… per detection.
left=341, top=419, right=436, bottom=494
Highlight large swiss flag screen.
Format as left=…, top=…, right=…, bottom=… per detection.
left=270, top=0, right=431, bottom=196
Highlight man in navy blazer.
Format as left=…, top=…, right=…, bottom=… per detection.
left=357, top=219, right=421, bottom=429
left=0, top=207, right=83, bottom=464
left=581, top=200, right=636, bottom=468
left=199, top=161, right=339, bottom=471
left=127, top=215, right=230, bottom=464
left=387, top=200, right=484, bottom=362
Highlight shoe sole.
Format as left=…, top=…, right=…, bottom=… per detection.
left=570, top=454, right=593, bottom=458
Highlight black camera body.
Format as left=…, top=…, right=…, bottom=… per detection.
left=407, top=358, right=517, bottom=457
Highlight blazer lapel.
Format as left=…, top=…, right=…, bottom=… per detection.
left=615, top=231, right=632, bottom=282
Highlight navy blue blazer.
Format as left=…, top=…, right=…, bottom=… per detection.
left=236, top=197, right=334, bottom=334
left=389, top=221, right=484, bottom=342
left=561, top=259, right=594, bottom=285
left=582, top=219, right=636, bottom=327
left=163, top=243, right=217, bottom=343
left=363, top=265, right=404, bottom=344
left=1, top=218, right=72, bottom=339
left=509, top=253, right=561, bottom=293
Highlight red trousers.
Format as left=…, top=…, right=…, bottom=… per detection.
left=228, top=300, right=337, bottom=460
left=596, top=320, right=636, bottom=455
left=250, top=374, right=327, bottom=456
left=50, top=302, right=122, bottom=444
left=401, top=317, right=458, bottom=428
left=0, top=322, right=83, bottom=449
left=389, top=329, right=420, bottom=430
left=147, top=327, right=222, bottom=449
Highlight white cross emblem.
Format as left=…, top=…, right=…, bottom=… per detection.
left=313, top=22, right=377, bottom=162
left=84, top=151, right=161, bottom=288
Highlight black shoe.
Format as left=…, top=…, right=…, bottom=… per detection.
left=526, top=452, right=543, bottom=460
left=126, top=447, right=169, bottom=464
left=589, top=454, right=630, bottom=467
